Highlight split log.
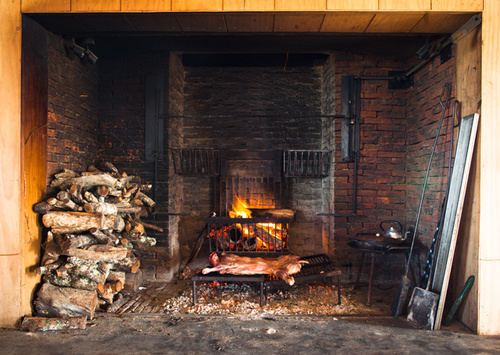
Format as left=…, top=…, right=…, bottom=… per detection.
left=21, top=316, right=87, bottom=332
left=141, top=221, right=163, bottom=233
left=56, top=191, right=80, bottom=211
left=110, top=257, right=141, bottom=274
left=84, top=191, right=99, bottom=203
left=102, top=161, right=120, bottom=176
left=90, top=228, right=117, bottom=245
left=69, top=184, right=84, bottom=204
left=63, top=245, right=128, bottom=261
left=46, top=197, right=68, bottom=210
left=97, top=281, right=123, bottom=304
left=42, top=211, right=125, bottom=233
left=33, top=201, right=54, bottom=214
left=107, top=270, right=126, bottom=285
left=34, top=282, right=97, bottom=319
left=136, top=191, right=156, bottom=207
left=51, top=173, right=119, bottom=190
left=48, top=273, right=98, bottom=291
left=70, top=261, right=110, bottom=284
left=35, top=259, right=64, bottom=275
left=61, top=234, right=97, bottom=253
left=54, top=169, right=78, bottom=180
left=41, top=231, right=62, bottom=266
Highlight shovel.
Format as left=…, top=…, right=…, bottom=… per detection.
left=391, top=83, right=452, bottom=317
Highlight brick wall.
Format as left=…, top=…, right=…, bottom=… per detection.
left=47, top=33, right=99, bottom=188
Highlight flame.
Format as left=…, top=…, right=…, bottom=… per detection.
left=229, top=196, right=252, bottom=219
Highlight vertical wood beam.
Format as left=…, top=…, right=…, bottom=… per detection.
left=0, top=0, right=23, bottom=328
left=479, top=0, right=500, bottom=336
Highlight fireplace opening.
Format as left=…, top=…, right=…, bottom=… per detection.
left=23, top=10, right=464, bottom=319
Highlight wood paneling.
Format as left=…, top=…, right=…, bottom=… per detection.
left=22, top=0, right=70, bottom=13
left=432, top=0, right=483, bottom=11
left=327, top=0, right=377, bottom=10
left=176, top=13, right=227, bottom=32
left=0, top=0, right=22, bottom=329
left=172, top=0, right=223, bottom=12
left=479, top=0, right=500, bottom=335
left=223, top=0, right=274, bottom=11
left=453, top=25, right=481, bottom=333
left=225, top=14, right=274, bottom=32
left=275, top=0, right=327, bottom=11
left=379, top=0, right=431, bottom=10
left=321, top=12, right=374, bottom=32
left=411, top=13, right=474, bottom=33
left=71, top=0, right=120, bottom=12
left=274, top=13, right=325, bottom=32
left=366, top=13, right=424, bottom=32
left=121, top=0, right=171, bottom=11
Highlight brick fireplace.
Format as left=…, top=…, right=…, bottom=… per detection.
left=44, top=29, right=455, bottom=285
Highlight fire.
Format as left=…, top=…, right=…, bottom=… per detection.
left=209, top=196, right=287, bottom=251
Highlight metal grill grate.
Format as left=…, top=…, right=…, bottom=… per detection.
left=283, top=150, right=330, bottom=178
left=171, top=148, right=220, bottom=176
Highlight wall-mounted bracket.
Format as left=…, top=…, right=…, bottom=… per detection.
left=341, top=76, right=360, bottom=163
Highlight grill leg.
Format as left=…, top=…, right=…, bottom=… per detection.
left=192, top=280, right=197, bottom=305
left=337, top=275, right=341, bottom=305
left=259, top=281, right=264, bottom=307
left=367, top=253, right=375, bottom=307
left=354, top=251, right=365, bottom=289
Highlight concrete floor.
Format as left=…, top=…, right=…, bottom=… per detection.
left=1, top=314, right=499, bottom=354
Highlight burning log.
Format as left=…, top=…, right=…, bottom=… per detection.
left=202, top=252, right=307, bottom=286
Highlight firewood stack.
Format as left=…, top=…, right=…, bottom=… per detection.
left=32, top=162, right=161, bottom=320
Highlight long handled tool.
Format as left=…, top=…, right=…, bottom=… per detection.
left=391, top=82, right=452, bottom=317
left=442, top=275, right=474, bottom=326
left=406, top=89, right=455, bottom=329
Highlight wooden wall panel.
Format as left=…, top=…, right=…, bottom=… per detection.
left=451, top=25, right=481, bottom=334
left=274, top=13, right=325, bottom=32
left=432, top=0, right=483, bottom=11
left=321, top=13, right=374, bottom=32
left=327, top=0, right=377, bottom=10
left=225, top=14, right=274, bottom=32
left=22, top=0, right=70, bottom=13
left=21, top=16, right=47, bottom=322
left=121, top=0, right=171, bottom=11
left=479, top=0, right=500, bottom=336
left=275, top=0, right=327, bottom=11
left=366, top=13, right=424, bottom=32
left=172, top=0, right=223, bottom=11
left=0, top=0, right=22, bottom=328
left=223, top=0, right=274, bottom=11
left=71, top=0, right=120, bottom=12
left=379, top=0, right=431, bottom=10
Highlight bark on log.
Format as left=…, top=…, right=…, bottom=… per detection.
left=42, top=211, right=125, bottom=233
left=35, top=259, right=64, bottom=275
left=69, top=184, right=84, bottom=204
left=61, top=234, right=97, bottom=252
left=84, top=191, right=99, bottom=203
left=34, top=282, right=97, bottom=319
left=89, top=228, right=117, bottom=245
left=140, top=221, right=163, bottom=233
left=136, top=191, right=156, bottom=207
left=48, top=273, right=98, bottom=291
left=70, top=261, right=110, bottom=284
left=107, top=270, right=126, bottom=285
left=63, top=245, right=128, bottom=261
left=110, top=257, right=141, bottom=273
left=251, top=208, right=295, bottom=221
left=102, top=161, right=120, bottom=176
left=33, top=201, right=54, bottom=214
left=56, top=191, right=80, bottom=211
left=50, top=173, right=118, bottom=189
left=21, top=316, right=87, bottom=331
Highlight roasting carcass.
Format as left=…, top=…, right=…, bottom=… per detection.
left=202, top=252, right=307, bottom=285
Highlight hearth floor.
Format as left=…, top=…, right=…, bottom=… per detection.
left=112, top=278, right=396, bottom=317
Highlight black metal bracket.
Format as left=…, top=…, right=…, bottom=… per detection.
left=341, top=76, right=361, bottom=163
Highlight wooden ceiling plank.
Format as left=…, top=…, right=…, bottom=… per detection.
left=274, top=13, right=325, bottom=32
left=121, top=0, right=171, bottom=12
left=172, top=0, right=223, bottom=12
left=366, top=13, right=425, bottom=33
left=175, top=13, right=227, bottom=32
left=22, top=0, right=71, bottom=13
left=224, top=14, right=274, bottom=32
left=275, top=0, right=327, bottom=11
left=432, top=0, right=483, bottom=11
left=379, top=0, right=431, bottom=10
left=321, top=13, right=375, bottom=32
left=71, top=0, right=121, bottom=12
left=327, top=0, right=377, bottom=10
left=411, top=13, right=475, bottom=33
left=126, top=14, right=182, bottom=32
left=223, top=0, right=275, bottom=11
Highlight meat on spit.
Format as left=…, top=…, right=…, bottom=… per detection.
left=202, top=252, right=308, bottom=286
